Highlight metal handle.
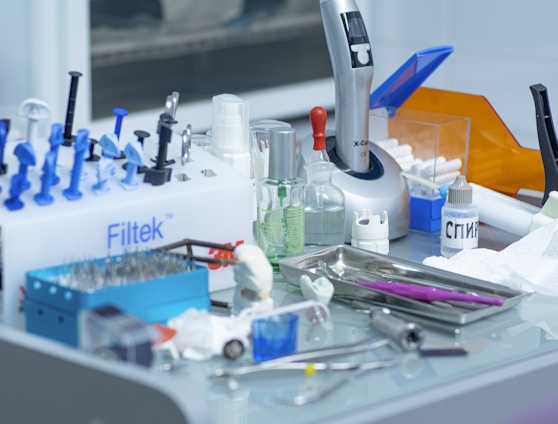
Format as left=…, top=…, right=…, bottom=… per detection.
left=370, top=308, right=425, bottom=351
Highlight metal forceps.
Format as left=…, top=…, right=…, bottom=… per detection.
left=155, top=238, right=240, bottom=268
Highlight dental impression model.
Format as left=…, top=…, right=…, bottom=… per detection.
left=299, top=274, right=334, bottom=306
left=232, top=244, right=274, bottom=315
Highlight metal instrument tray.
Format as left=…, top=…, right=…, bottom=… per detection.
left=278, top=245, right=527, bottom=325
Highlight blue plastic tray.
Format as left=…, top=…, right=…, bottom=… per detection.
left=25, top=253, right=210, bottom=346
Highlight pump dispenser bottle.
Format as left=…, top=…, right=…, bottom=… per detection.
left=257, top=127, right=305, bottom=271
left=210, top=93, right=250, bottom=177
left=440, top=175, right=478, bottom=258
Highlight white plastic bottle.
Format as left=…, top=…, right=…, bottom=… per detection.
left=440, top=175, right=478, bottom=258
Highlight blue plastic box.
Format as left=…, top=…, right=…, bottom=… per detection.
left=24, top=253, right=210, bottom=346
left=410, top=195, right=445, bottom=232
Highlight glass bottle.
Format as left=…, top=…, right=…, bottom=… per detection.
left=257, top=127, right=305, bottom=272
left=440, top=175, right=479, bottom=258
left=304, top=161, right=345, bottom=246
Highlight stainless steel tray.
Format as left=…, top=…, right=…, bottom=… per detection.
left=278, top=245, right=527, bottom=325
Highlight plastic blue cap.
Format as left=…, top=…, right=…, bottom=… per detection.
left=438, top=182, right=451, bottom=199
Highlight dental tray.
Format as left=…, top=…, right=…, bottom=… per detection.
left=278, top=245, right=527, bottom=325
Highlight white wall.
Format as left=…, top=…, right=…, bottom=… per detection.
left=366, top=0, right=558, bottom=149
left=3, top=0, right=556, bottom=150
left=0, top=0, right=90, bottom=140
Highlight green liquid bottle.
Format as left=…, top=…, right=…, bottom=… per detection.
left=257, top=127, right=304, bottom=272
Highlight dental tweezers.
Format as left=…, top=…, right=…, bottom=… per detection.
left=357, top=281, right=504, bottom=306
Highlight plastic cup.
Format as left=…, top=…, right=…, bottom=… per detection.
left=251, top=313, right=298, bottom=362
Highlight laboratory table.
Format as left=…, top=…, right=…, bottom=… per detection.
left=2, top=225, right=558, bottom=423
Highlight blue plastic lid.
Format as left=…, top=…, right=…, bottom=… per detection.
left=369, top=45, right=453, bottom=114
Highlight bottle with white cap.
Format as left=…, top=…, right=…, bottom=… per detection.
left=440, top=175, right=479, bottom=258
left=257, top=127, right=305, bottom=272
left=210, top=93, right=251, bottom=177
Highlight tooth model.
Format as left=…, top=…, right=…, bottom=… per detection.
left=299, top=274, right=334, bottom=306
left=232, top=244, right=274, bottom=315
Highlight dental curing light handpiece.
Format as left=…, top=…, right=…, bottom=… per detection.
left=320, top=0, right=374, bottom=173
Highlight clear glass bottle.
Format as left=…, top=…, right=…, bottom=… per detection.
left=257, top=127, right=305, bottom=272
left=304, top=161, right=345, bottom=246
left=440, top=175, right=479, bottom=258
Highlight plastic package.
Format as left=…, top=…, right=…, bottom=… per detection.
left=79, top=304, right=158, bottom=367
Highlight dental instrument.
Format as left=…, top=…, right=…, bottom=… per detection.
left=212, top=357, right=396, bottom=379
left=297, top=0, right=411, bottom=242
left=212, top=337, right=390, bottom=378
left=368, top=306, right=425, bottom=351
left=275, top=360, right=397, bottom=406
left=181, top=124, right=192, bottom=165
left=333, top=295, right=462, bottom=337
left=530, top=83, right=558, bottom=204
left=63, top=71, right=83, bottom=146
left=357, top=281, right=504, bottom=306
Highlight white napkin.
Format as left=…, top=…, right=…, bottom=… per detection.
left=423, top=218, right=558, bottom=295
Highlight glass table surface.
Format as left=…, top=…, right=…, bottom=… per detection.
left=162, top=225, right=558, bottom=423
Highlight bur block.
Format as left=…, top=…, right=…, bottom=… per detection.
left=409, top=195, right=445, bottom=232
left=24, top=254, right=210, bottom=346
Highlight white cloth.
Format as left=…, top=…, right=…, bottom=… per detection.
left=423, top=218, right=558, bottom=295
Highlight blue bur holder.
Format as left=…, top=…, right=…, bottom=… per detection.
left=63, top=129, right=90, bottom=201
left=24, top=253, right=211, bottom=346
left=34, top=151, right=57, bottom=205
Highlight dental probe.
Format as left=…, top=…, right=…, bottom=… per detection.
left=212, top=338, right=390, bottom=378
left=212, top=358, right=397, bottom=379
left=334, top=295, right=462, bottom=337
